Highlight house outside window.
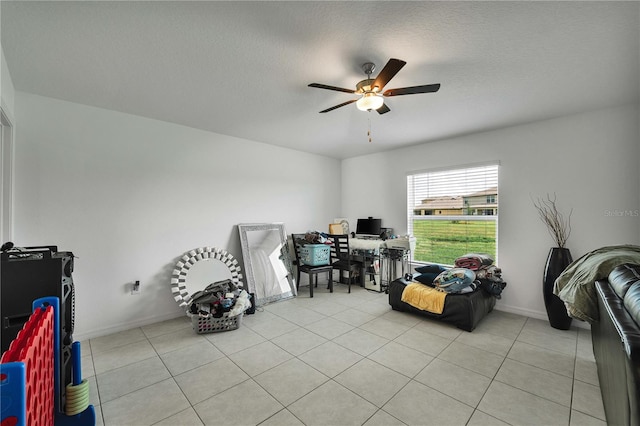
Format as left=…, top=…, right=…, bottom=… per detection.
left=407, top=163, right=499, bottom=265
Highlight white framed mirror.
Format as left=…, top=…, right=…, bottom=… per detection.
left=171, top=247, right=243, bottom=307
left=238, top=223, right=296, bottom=306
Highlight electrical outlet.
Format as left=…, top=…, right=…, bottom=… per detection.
left=131, top=280, right=141, bottom=295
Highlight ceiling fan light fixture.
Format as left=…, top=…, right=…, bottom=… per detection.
left=308, top=58, right=439, bottom=115
left=356, top=92, right=384, bottom=111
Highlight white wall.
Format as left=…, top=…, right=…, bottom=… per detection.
left=1, top=46, right=16, bottom=244
left=11, top=90, right=640, bottom=337
left=342, top=104, right=640, bottom=321
left=1, top=47, right=15, bottom=121
left=13, top=92, right=342, bottom=340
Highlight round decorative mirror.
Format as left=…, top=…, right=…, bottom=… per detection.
left=171, top=247, right=243, bottom=307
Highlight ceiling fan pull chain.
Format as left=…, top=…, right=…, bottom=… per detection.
left=367, top=113, right=373, bottom=143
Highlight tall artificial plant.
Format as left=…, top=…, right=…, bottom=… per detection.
left=532, top=193, right=572, bottom=248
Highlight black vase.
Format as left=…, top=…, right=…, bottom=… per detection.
left=543, top=247, right=573, bottom=330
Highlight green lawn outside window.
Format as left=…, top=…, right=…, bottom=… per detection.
left=412, top=219, right=496, bottom=265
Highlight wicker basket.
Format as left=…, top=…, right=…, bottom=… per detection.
left=188, top=312, right=242, bottom=334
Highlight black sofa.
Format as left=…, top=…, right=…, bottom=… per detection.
left=591, top=263, right=640, bottom=426
left=388, top=277, right=496, bottom=331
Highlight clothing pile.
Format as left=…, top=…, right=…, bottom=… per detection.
left=454, top=253, right=494, bottom=270
left=411, top=253, right=506, bottom=298
left=304, top=231, right=330, bottom=244
left=455, top=253, right=507, bottom=298
left=188, top=279, right=251, bottom=319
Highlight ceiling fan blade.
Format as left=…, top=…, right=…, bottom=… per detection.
left=308, top=83, right=356, bottom=94
left=383, top=83, right=441, bottom=97
left=372, top=58, right=406, bottom=92
left=376, top=103, right=390, bottom=115
left=319, top=99, right=357, bottom=113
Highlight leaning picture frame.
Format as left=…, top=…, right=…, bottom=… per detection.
left=333, top=218, right=349, bottom=234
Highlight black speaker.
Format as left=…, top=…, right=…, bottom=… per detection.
left=246, top=292, right=255, bottom=314
left=1, top=245, right=75, bottom=412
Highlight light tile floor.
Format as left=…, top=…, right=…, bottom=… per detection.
left=82, top=284, right=606, bottom=426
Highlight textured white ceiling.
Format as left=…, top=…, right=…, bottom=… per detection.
left=2, top=1, right=638, bottom=159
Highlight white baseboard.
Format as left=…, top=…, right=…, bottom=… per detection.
left=73, top=310, right=187, bottom=341
left=494, top=303, right=591, bottom=330
left=73, top=297, right=590, bottom=341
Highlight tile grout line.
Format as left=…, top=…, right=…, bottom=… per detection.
left=87, top=288, right=604, bottom=426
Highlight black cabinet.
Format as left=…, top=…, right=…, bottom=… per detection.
left=1, top=246, right=75, bottom=412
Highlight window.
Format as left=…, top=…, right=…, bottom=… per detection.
left=407, top=163, right=499, bottom=265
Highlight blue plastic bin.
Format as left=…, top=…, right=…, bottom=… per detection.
left=300, top=244, right=330, bottom=266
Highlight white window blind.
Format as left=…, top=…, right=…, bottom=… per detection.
left=407, top=163, right=499, bottom=265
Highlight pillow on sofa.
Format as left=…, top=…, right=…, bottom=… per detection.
left=414, top=265, right=448, bottom=285
left=415, top=264, right=447, bottom=274
left=414, top=273, right=439, bottom=285
left=433, top=268, right=476, bottom=293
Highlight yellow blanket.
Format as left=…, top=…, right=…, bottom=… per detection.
left=401, top=282, right=447, bottom=314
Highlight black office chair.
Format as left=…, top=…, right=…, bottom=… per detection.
left=328, top=234, right=362, bottom=294
left=291, top=234, right=333, bottom=298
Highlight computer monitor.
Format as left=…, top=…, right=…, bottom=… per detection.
left=356, top=217, right=382, bottom=237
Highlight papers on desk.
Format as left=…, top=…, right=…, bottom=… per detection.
left=350, top=237, right=416, bottom=252
left=384, top=237, right=416, bottom=252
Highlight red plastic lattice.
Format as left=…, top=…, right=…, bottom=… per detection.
left=1, top=306, right=54, bottom=426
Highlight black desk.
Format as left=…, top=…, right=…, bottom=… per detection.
left=347, top=238, right=412, bottom=293
left=350, top=250, right=380, bottom=289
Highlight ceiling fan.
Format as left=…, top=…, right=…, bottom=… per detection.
left=308, top=58, right=440, bottom=114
